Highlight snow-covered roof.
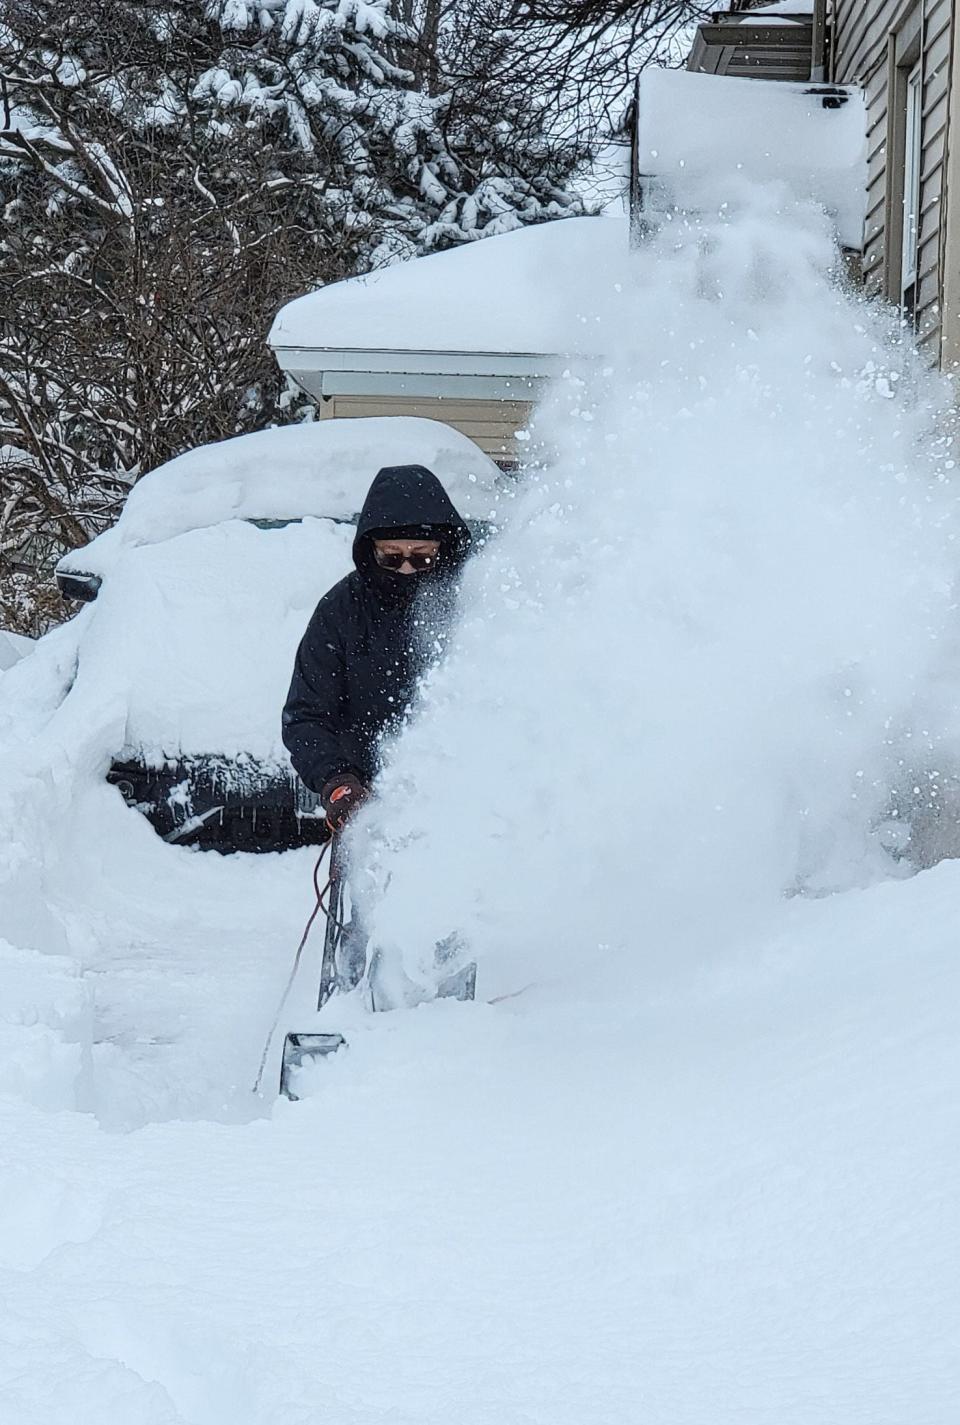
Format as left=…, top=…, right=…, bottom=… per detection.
left=750, top=0, right=814, bottom=14
left=634, top=69, right=866, bottom=250
left=59, top=417, right=501, bottom=581
left=270, top=217, right=627, bottom=362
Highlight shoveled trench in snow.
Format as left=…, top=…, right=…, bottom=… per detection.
left=0, top=168, right=959, bottom=1421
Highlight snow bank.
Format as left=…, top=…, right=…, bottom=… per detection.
left=0, top=939, right=89, bottom=1114
left=0, top=836, right=957, bottom=1423
left=270, top=216, right=628, bottom=357
left=58, top=416, right=501, bottom=581
left=634, top=69, right=867, bottom=249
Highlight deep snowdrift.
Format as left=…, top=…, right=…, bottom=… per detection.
left=1, top=169, right=959, bottom=1422
left=0, top=813, right=957, bottom=1424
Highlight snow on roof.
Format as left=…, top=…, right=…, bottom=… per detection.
left=635, top=68, right=866, bottom=250
left=732, top=12, right=805, bottom=22
left=750, top=0, right=814, bottom=14
left=269, top=218, right=629, bottom=359
left=60, top=417, right=501, bottom=580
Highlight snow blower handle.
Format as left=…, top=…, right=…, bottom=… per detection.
left=252, top=837, right=334, bottom=1094
left=321, top=775, right=369, bottom=832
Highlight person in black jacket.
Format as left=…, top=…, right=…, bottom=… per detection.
left=282, top=463, right=471, bottom=831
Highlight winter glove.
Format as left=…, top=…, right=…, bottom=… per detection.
left=321, top=774, right=368, bottom=831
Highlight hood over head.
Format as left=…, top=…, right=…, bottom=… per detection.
left=353, top=464, right=471, bottom=591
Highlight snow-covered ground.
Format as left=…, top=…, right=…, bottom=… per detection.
left=1, top=806, right=958, bottom=1423
left=2, top=162, right=959, bottom=1420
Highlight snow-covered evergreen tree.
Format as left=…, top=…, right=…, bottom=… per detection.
left=0, top=0, right=584, bottom=628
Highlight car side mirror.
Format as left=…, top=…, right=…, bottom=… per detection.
left=56, top=570, right=102, bottom=603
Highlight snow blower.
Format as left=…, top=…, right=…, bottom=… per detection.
left=254, top=832, right=476, bottom=1101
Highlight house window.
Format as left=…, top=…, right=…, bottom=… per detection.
left=901, top=60, right=923, bottom=310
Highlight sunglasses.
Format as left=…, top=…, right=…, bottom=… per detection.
left=374, top=549, right=438, bottom=571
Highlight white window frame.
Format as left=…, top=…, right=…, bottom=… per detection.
left=901, top=60, right=923, bottom=299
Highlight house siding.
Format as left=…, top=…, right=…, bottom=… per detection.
left=942, top=12, right=960, bottom=369
left=831, top=0, right=954, bottom=359
left=316, top=395, right=532, bottom=466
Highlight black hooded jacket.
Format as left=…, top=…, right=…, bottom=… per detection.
left=282, top=464, right=470, bottom=792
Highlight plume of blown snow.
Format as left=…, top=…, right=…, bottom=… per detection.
left=351, top=183, right=960, bottom=994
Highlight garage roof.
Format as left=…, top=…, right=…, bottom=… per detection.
left=269, top=217, right=627, bottom=400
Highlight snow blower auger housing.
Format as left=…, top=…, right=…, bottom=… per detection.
left=279, top=1032, right=345, bottom=1100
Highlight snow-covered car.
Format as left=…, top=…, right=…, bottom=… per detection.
left=54, top=417, right=503, bottom=852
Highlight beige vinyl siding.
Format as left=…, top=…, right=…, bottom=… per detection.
left=833, top=0, right=889, bottom=74
left=916, top=0, right=951, bottom=349
left=831, top=0, right=954, bottom=360
left=316, top=395, right=532, bottom=465
left=832, top=0, right=897, bottom=297
left=863, top=105, right=889, bottom=283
